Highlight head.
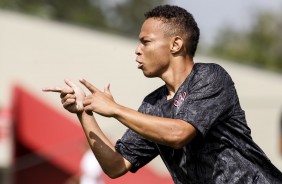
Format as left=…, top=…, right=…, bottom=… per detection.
left=135, top=5, right=200, bottom=78
left=144, top=5, right=200, bottom=57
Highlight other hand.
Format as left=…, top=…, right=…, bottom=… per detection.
left=42, top=79, right=86, bottom=113
left=80, top=79, right=117, bottom=117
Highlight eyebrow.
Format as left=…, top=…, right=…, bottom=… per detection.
left=139, top=35, right=153, bottom=42
left=139, top=36, right=147, bottom=42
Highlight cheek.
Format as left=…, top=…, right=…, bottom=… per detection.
left=148, top=49, right=170, bottom=75
left=152, top=44, right=170, bottom=63
left=143, top=41, right=171, bottom=69
left=150, top=41, right=169, bottom=56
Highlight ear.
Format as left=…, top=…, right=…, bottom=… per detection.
left=170, top=36, right=183, bottom=54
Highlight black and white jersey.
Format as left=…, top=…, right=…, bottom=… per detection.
left=116, top=63, right=282, bottom=184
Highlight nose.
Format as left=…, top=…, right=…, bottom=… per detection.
left=135, top=43, right=141, bottom=56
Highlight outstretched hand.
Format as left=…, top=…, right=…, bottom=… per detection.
left=79, top=79, right=117, bottom=117
left=42, top=79, right=86, bottom=113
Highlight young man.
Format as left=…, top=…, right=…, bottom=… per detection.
left=43, top=5, right=282, bottom=183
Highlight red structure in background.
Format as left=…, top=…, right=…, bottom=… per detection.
left=11, top=85, right=173, bottom=184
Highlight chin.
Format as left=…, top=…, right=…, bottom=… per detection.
left=143, top=71, right=157, bottom=78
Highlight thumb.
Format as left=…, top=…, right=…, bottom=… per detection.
left=104, top=83, right=112, bottom=96
left=64, top=78, right=77, bottom=89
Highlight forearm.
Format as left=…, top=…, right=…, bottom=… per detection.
left=77, top=111, right=131, bottom=178
left=113, top=105, right=197, bottom=149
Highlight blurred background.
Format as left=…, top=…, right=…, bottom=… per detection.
left=1, top=0, right=282, bottom=183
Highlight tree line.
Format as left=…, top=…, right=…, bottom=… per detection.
left=209, top=8, right=282, bottom=73
left=1, top=0, right=281, bottom=73
left=0, top=0, right=167, bottom=37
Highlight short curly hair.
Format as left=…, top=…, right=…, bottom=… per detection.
left=144, top=5, right=200, bottom=57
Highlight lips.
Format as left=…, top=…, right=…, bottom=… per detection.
left=136, top=60, right=143, bottom=69
left=138, top=63, right=143, bottom=69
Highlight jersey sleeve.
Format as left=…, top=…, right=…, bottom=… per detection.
left=115, top=128, right=159, bottom=173
left=115, top=102, right=160, bottom=173
left=176, top=64, right=236, bottom=138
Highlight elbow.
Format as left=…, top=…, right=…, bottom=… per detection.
left=105, top=171, right=122, bottom=179
left=169, top=138, right=187, bottom=149
left=103, top=164, right=129, bottom=179
left=102, top=158, right=130, bottom=179
left=163, top=134, right=186, bottom=149
left=167, top=129, right=197, bottom=149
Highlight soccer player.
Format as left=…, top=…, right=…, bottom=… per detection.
left=43, top=5, right=282, bottom=183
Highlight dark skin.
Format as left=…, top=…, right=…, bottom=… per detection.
left=43, top=18, right=197, bottom=178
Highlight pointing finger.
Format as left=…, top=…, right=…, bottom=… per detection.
left=43, top=86, right=74, bottom=94
left=42, top=87, right=63, bottom=93
left=61, top=87, right=74, bottom=94
left=79, top=78, right=100, bottom=93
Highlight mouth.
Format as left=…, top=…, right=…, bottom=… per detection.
left=138, top=63, right=143, bottom=69
left=136, top=60, right=143, bottom=69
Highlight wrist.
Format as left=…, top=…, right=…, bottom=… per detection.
left=112, top=103, right=123, bottom=119
left=77, top=110, right=93, bottom=117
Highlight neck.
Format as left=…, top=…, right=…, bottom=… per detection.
left=163, top=57, right=194, bottom=100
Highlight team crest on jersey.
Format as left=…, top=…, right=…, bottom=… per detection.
left=173, top=91, right=186, bottom=109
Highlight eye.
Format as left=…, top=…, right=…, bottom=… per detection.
left=139, top=37, right=151, bottom=46
left=142, top=40, right=150, bottom=45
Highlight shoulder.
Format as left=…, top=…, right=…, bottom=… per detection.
left=186, top=63, right=234, bottom=96
left=192, top=63, right=232, bottom=84
left=194, top=63, right=228, bottom=78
